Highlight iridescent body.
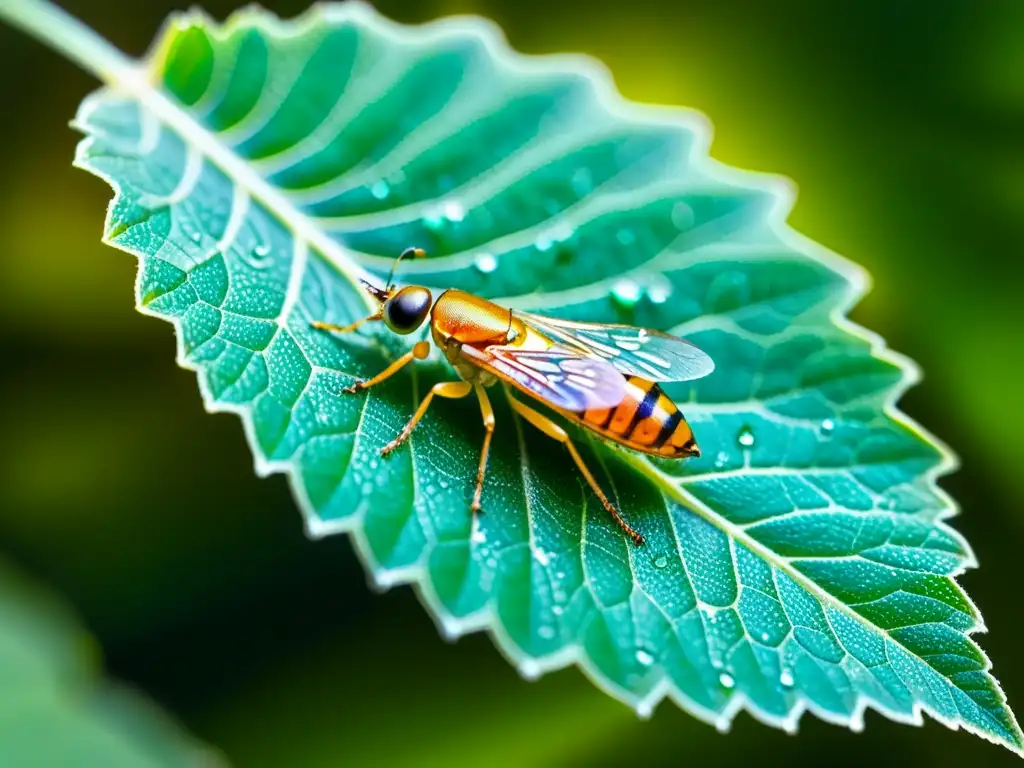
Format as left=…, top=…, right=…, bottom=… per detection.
left=312, top=248, right=714, bottom=545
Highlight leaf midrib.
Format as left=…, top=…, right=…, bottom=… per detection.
left=98, top=39, right=379, bottom=315
left=617, top=447, right=979, bottom=700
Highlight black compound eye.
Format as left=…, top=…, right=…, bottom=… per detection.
left=384, top=288, right=431, bottom=334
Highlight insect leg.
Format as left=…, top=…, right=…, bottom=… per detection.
left=471, top=383, right=496, bottom=513
left=342, top=340, right=430, bottom=395
left=382, top=380, right=473, bottom=457
left=310, top=311, right=382, bottom=335
left=506, top=393, right=644, bottom=546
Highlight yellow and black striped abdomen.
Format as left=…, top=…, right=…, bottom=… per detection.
left=573, top=377, right=700, bottom=458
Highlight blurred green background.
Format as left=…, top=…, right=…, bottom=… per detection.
left=1, top=0, right=1022, bottom=765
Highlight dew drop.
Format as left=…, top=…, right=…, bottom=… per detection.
left=552, top=605, right=564, bottom=616
left=719, top=672, right=735, bottom=689
left=671, top=201, right=695, bottom=230
left=611, top=278, right=642, bottom=309
left=616, top=228, right=636, bottom=246
left=635, top=700, right=654, bottom=719
left=422, top=209, right=445, bottom=231
left=519, top=659, right=542, bottom=680
left=188, top=230, right=202, bottom=244
left=779, top=670, right=794, bottom=688
left=538, top=625, right=555, bottom=640
left=471, top=528, right=486, bottom=544
left=370, top=180, right=390, bottom=200
left=571, top=167, right=593, bottom=196
left=760, top=631, right=770, bottom=642
left=820, top=418, right=835, bottom=436
left=652, top=555, right=668, bottom=569
left=473, top=252, right=498, bottom=274
left=636, top=649, right=655, bottom=667
left=737, top=426, right=755, bottom=448
left=253, top=243, right=270, bottom=258
left=443, top=200, right=465, bottom=222
left=645, top=279, right=673, bottom=305
left=439, top=479, right=449, bottom=489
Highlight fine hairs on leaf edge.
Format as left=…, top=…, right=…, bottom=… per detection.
left=56, top=0, right=1020, bottom=754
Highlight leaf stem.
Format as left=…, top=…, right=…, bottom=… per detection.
left=0, top=0, right=138, bottom=85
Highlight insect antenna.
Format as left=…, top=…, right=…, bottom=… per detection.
left=385, top=247, right=426, bottom=290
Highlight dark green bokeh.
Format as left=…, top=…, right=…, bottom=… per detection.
left=1, top=0, right=1022, bottom=765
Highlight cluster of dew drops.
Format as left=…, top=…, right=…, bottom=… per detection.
left=369, top=177, right=693, bottom=308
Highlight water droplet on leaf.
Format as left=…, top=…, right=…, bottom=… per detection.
left=737, top=426, right=755, bottom=448
left=645, top=278, right=673, bottom=304
left=719, top=672, right=735, bottom=689
left=779, top=670, right=794, bottom=687
left=519, top=660, right=541, bottom=680
left=538, top=625, right=555, bottom=640
left=671, top=201, right=695, bottom=230
left=443, top=200, right=465, bottom=222
left=652, top=555, right=668, bottom=569
left=820, top=418, right=835, bottom=436
left=611, top=278, right=642, bottom=309
left=253, top=243, right=270, bottom=258
left=370, top=180, right=389, bottom=200
left=473, top=252, right=498, bottom=274
left=636, top=649, right=654, bottom=667
left=571, top=167, right=593, bottom=196
left=422, top=209, right=445, bottom=230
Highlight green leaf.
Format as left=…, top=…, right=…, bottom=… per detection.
left=6, top=0, right=1019, bottom=754
left=0, top=559, right=219, bottom=766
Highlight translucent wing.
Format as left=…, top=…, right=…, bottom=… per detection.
left=459, top=344, right=626, bottom=411
left=516, top=312, right=715, bottom=382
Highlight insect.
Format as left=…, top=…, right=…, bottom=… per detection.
left=312, top=248, right=714, bottom=545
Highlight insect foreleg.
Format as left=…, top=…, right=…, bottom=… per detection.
left=310, top=311, right=382, bottom=335
left=505, top=391, right=644, bottom=546
left=342, top=340, right=430, bottom=395
left=471, top=383, right=496, bottom=513
left=381, top=380, right=473, bottom=457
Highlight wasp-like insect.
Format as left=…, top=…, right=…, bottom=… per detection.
left=312, top=248, right=714, bottom=545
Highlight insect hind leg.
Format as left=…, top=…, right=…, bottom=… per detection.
left=505, top=392, right=644, bottom=546
left=471, top=383, right=495, bottom=513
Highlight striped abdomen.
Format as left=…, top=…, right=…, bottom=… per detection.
left=571, top=377, right=699, bottom=458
